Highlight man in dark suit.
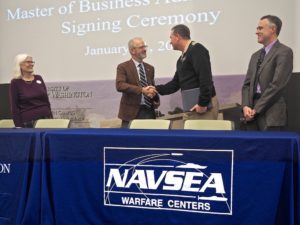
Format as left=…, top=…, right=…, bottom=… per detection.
left=116, top=37, right=159, bottom=128
left=155, top=24, right=219, bottom=121
left=242, top=15, right=293, bottom=131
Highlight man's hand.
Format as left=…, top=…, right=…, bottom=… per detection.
left=142, top=86, right=157, bottom=98
left=243, top=106, right=256, bottom=121
left=190, top=104, right=207, bottom=114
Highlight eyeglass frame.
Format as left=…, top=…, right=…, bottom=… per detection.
left=133, top=45, right=148, bottom=50
left=22, top=61, right=35, bottom=65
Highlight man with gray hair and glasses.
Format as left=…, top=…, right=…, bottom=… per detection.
left=116, top=37, right=159, bottom=128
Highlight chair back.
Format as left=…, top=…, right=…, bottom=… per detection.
left=34, top=119, right=70, bottom=128
left=184, top=120, right=234, bottom=130
left=129, top=119, right=170, bottom=130
left=0, top=119, right=15, bottom=128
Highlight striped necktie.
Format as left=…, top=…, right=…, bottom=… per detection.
left=138, top=64, right=152, bottom=108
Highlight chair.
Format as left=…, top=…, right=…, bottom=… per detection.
left=129, top=119, right=170, bottom=130
left=0, top=119, right=15, bottom=128
left=34, top=119, right=70, bottom=128
left=184, top=120, right=234, bottom=130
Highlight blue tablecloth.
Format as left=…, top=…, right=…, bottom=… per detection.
left=1, top=129, right=299, bottom=225
left=0, top=129, right=43, bottom=225
left=40, top=129, right=300, bottom=225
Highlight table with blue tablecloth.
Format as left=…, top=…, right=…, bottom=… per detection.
left=41, top=129, right=300, bottom=225
left=0, top=128, right=299, bottom=225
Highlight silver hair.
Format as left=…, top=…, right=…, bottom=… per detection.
left=128, top=37, right=143, bottom=51
left=13, top=53, right=31, bottom=79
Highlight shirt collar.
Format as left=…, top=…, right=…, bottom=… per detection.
left=264, top=39, right=277, bottom=55
left=132, top=58, right=142, bottom=67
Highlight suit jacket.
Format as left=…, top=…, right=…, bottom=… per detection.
left=242, top=41, right=293, bottom=128
left=116, top=59, right=158, bottom=121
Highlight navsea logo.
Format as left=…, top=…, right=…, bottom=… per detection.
left=104, top=147, right=234, bottom=215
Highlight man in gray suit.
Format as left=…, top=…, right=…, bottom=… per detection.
left=242, top=15, right=293, bottom=131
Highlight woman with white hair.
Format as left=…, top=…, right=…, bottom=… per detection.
left=9, top=54, right=52, bottom=127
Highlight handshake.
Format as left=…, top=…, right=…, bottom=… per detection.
left=142, top=85, right=157, bottom=98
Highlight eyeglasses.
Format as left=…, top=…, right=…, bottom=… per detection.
left=134, top=45, right=148, bottom=50
left=22, top=61, right=35, bottom=64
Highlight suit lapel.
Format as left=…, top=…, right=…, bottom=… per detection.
left=250, top=52, right=260, bottom=86
left=129, top=59, right=140, bottom=85
left=129, top=59, right=152, bottom=85
left=258, top=41, right=280, bottom=74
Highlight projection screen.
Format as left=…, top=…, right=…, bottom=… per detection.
left=0, top=0, right=298, bottom=83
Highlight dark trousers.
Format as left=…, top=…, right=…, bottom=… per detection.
left=121, top=105, right=156, bottom=128
left=243, top=120, right=284, bottom=131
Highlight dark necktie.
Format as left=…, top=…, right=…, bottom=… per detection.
left=254, top=48, right=266, bottom=94
left=138, top=64, right=152, bottom=108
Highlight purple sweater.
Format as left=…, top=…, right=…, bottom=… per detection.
left=9, top=75, right=52, bottom=127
